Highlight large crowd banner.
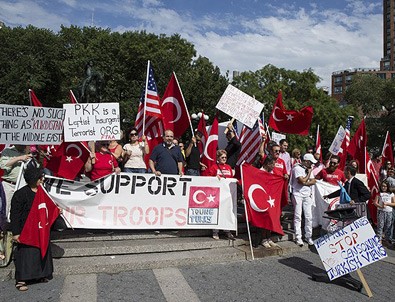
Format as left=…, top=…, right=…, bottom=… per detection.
left=44, top=173, right=238, bottom=230
left=63, top=103, right=121, bottom=142
left=0, top=104, right=64, bottom=145
left=216, top=84, right=264, bottom=128
left=314, top=216, right=387, bottom=281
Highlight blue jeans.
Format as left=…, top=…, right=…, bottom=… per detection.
left=123, top=168, right=146, bottom=174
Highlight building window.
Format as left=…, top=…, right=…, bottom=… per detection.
left=377, top=73, right=386, bottom=79
left=345, top=75, right=352, bottom=83
left=334, top=87, right=342, bottom=94
left=334, top=76, right=342, bottom=83
left=391, top=73, right=395, bottom=79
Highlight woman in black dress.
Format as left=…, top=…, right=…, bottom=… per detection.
left=10, top=165, right=54, bottom=291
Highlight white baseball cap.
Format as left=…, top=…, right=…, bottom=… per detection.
left=303, top=153, right=317, bottom=164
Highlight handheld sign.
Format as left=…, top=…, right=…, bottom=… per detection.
left=63, top=103, right=121, bottom=142
left=0, top=104, right=64, bottom=145
left=216, top=84, right=264, bottom=128
left=329, top=125, right=346, bottom=155
left=314, top=216, right=387, bottom=281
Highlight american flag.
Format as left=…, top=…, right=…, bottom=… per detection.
left=134, top=61, right=163, bottom=139
left=236, top=115, right=265, bottom=165
left=344, top=116, right=354, bottom=149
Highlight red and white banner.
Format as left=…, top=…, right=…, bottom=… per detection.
left=45, top=173, right=237, bottom=230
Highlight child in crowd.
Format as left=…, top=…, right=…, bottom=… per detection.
left=374, top=181, right=395, bottom=245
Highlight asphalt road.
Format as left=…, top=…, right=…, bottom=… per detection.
left=1, top=246, right=394, bottom=302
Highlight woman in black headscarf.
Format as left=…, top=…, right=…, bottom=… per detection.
left=10, top=164, right=54, bottom=291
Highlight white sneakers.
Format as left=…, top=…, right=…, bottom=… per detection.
left=296, top=239, right=304, bottom=247
left=306, top=238, right=314, bottom=246
left=262, top=241, right=271, bottom=248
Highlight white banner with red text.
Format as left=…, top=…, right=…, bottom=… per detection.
left=44, top=173, right=238, bottom=230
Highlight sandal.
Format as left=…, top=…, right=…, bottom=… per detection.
left=39, top=278, right=49, bottom=283
left=15, top=282, right=28, bottom=291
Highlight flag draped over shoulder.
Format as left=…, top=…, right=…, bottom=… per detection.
left=381, top=131, right=394, bottom=166
left=348, top=119, right=367, bottom=173
left=201, top=115, right=218, bottom=175
left=242, top=163, right=286, bottom=235
left=29, top=89, right=43, bottom=107
left=45, top=142, right=90, bottom=180
left=366, top=149, right=379, bottom=225
left=19, top=186, right=60, bottom=258
left=268, top=91, right=313, bottom=136
left=161, top=72, right=191, bottom=137
left=236, top=115, right=265, bottom=165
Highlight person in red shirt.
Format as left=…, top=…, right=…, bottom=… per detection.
left=208, top=149, right=233, bottom=179
left=85, top=141, right=121, bottom=181
left=270, top=143, right=289, bottom=180
left=315, top=155, right=346, bottom=186
left=207, top=149, right=235, bottom=240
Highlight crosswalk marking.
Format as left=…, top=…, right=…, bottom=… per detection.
left=60, top=274, right=97, bottom=302
left=153, top=267, right=200, bottom=302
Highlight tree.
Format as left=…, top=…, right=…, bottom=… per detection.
left=232, top=64, right=359, bottom=153
left=344, top=74, right=395, bottom=151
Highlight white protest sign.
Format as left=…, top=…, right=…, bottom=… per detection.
left=63, top=103, right=120, bottom=142
left=314, top=216, right=387, bottom=281
left=329, top=125, right=345, bottom=155
left=271, top=131, right=286, bottom=145
left=0, top=104, right=64, bottom=145
left=216, top=84, right=264, bottom=128
left=45, top=173, right=238, bottom=230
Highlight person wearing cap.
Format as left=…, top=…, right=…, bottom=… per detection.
left=290, top=153, right=317, bottom=246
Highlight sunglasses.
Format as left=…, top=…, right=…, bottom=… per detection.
left=329, top=162, right=338, bottom=165
left=273, top=150, right=280, bottom=153
left=219, top=156, right=227, bottom=159
left=130, top=133, right=137, bottom=136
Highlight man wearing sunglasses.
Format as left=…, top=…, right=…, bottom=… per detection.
left=315, top=155, right=346, bottom=186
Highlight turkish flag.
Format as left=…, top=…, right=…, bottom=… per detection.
left=348, top=119, right=367, bottom=173
left=161, top=73, right=191, bottom=137
left=242, top=163, right=286, bottom=235
left=365, top=150, right=379, bottom=225
left=188, top=186, right=220, bottom=208
left=29, top=89, right=43, bottom=107
left=381, top=131, right=394, bottom=166
left=197, top=112, right=209, bottom=155
left=45, top=142, right=90, bottom=180
left=69, top=90, right=78, bottom=104
left=201, top=115, right=218, bottom=176
left=268, top=91, right=313, bottom=136
left=19, top=185, right=60, bottom=258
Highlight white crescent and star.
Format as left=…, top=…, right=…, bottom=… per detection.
left=272, top=106, right=284, bottom=122
left=192, top=190, right=216, bottom=205
left=203, top=135, right=218, bottom=161
left=162, top=97, right=181, bottom=123
left=65, top=144, right=83, bottom=161
left=38, top=203, right=49, bottom=229
left=247, top=184, right=276, bottom=212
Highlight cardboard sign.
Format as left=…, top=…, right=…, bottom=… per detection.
left=329, top=126, right=345, bottom=155
left=271, top=131, right=286, bottom=144
left=0, top=104, right=64, bottom=145
left=216, top=84, right=264, bottom=128
left=63, top=103, right=121, bottom=142
left=314, top=216, right=387, bottom=281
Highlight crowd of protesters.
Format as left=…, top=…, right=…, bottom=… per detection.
left=1, top=124, right=394, bottom=291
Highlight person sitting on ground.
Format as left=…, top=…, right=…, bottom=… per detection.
left=123, top=128, right=149, bottom=173
left=85, top=141, right=121, bottom=181
left=10, top=164, right=57, bottom=291
left=207, top=149, right=235, bottom=240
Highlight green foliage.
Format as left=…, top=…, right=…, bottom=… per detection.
left=345, top=73, right=395, bottom=150
left=232, top=64, right=359, bottom=153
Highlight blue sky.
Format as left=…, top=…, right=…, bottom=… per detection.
left=0, top=0, right=383, bottom=89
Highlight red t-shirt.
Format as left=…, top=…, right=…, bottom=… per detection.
left=273, top=157, right=287, bottom=177
left=90, top=152, right=118, bottom=181
left=316, top=168, right=346, bottom=186
left=208, top=163, right=233, bottom=178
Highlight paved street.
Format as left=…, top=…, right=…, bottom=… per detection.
left=1, top=245, right=394, bottom=302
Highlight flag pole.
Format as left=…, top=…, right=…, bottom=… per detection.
left=240, top=162, right=255, bottom=260
left=70, top=89, right=79, bottom=104
left=142, top=60, right=150, bottom=135
left=173, top=72, right=194, bottom=137
left=28, top=89, right=32, bottom=106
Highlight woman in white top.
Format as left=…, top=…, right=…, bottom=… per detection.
left=123, top=128, right=149, bottom=173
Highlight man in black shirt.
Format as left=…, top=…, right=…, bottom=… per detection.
left=185, top=131, right=207, bottom=176
left=225, top=126, right=241, bottom=169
